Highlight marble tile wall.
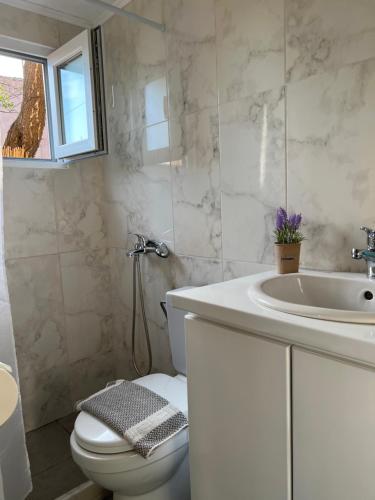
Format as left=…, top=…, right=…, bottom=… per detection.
left=0, top=159, right=32, bottom=498
left=102, top=0, right=374, bottom=378
left=4, top=161, right=114, bottom=431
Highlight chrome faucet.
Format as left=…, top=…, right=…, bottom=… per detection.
left=127, top=233, right=169, bottom=258
left=352, top=226, right=375, bottom=279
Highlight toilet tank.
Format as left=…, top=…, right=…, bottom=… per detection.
left=166, top=287, right=195, bottom=376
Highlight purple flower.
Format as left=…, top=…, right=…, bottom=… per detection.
left=276, top=207, right=288, bottom=230
left=288, top=213, right=302, bottom=230
left=274, top=207, right=304, bottom=244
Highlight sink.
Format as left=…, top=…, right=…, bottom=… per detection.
left=251, top=273, right=375, bottom=324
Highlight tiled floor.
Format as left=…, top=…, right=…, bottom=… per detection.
left=26, top=413, right=87, bottom=500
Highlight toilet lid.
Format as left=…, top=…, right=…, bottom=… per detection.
left=74, top=373, right=188, bottom=454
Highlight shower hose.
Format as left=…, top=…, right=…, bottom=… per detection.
left=131, top=254, right=153, bottom=377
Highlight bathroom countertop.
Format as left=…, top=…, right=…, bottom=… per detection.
left=169, top=271, right=375, bottom=368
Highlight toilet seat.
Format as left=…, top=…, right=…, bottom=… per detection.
left=71, top=427, right=189, bottom=474
left=74, top=373, right=188, bottom=455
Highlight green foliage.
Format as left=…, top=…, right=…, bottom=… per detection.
left=274, top=227, right=304, bottom=245
left=0, top=84, right=14, bottom=111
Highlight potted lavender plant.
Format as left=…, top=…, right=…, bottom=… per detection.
left=274, top=207, right=304, bottom=274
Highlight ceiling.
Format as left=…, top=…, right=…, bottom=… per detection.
left=0, top=0, right=132, bottom=28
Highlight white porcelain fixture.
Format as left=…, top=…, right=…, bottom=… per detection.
left=71, top=289, right=193, bottom=500
left=0, top=362, right=18, bottom=426
left=169, top=272, right=375, bottom=500
left=251, top=271, right=375, bottom=324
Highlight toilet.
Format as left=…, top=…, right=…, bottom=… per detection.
left=70, top=289, right=192, bottom=500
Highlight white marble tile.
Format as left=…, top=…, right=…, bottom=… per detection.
left=20, top=365, right=72, bottom=432
left=60, top=249, right=111, bottom=316
left=54, top=160, right=106, bottom=253
left=220, top=87, right=286, bottom=263
left=165, top=0, right=215, bottom=40
left=171, top=107, right=222, bottom=258
left=142, top=121, right=170, bottom=167
left=286, top=0, right=375, bottom=83
left=223, top=260, right=273, bottom=280
left=102, top=155, right=130, bottom=206
left=109, top=248, right=133, bottom=309
left=64, top=312, right=113, bottom=364
left=69, top=351, right=116, bottom=404
left=216, top=0, right=284, bottom=104
left=165, top=0, right=217, bottom=119
left=6, top=255, right=67, bottom=378
left=60, top=249, right=112, bottom=363
left=221, top=194, right=277, bottom=264
left=4, top=168, right=57, bottom=259
left=146, top=318, right=174, bottom=375
left=104, top=201, right=128, bottom=249
left=60, top=249, right=111, bottom=311
left=104, top=20, right=137, bottom=134
left=106, top=121, right=174, bottom=248
left=122, top=164, right=174, bottom=248
left=103, top=0, right=167, bottom=133
left=287, top=58, right=375, bottom=272
left=107, top=127, right=144, bottom=175
left=132, top=0, right=168, bottom=127
left=111, top=299, right=133, bottom=380
left=172, top=255, right=223, bottom=287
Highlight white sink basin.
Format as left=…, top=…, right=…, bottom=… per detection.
left=251, top=273, right=375, bottom=324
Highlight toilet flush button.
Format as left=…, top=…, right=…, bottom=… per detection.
left=0, top=363, right=18, bottom=426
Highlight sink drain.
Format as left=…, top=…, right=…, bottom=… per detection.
left=364, top=291, right=374, bottom=301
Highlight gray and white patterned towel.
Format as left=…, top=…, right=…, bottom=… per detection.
left=77, top=380, right=188, bottom=458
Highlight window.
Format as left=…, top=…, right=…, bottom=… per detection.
left=0, top=51, right=52, bottom=160
left=0, top=28, right=106, bottom=166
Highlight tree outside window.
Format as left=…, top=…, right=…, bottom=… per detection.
left=0, top=54, right=51, bottom=159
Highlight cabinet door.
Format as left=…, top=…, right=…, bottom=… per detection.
left=185, top=316, right=291, bottom=500
left=293, top=347, right=375, bottom=500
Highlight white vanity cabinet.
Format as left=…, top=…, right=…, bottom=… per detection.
left=185, top=315, right=375, bottom=500
left=293, top=347, right=375, bottom=500
left=185, top=316, right=292, bottom=500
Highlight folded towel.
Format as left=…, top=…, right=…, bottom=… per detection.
left=77, top=380, right=188, bottom=458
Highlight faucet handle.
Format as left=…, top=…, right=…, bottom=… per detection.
left=128, top=232, right=147, bottom=247
left=360, top=226, right=375, bottom=250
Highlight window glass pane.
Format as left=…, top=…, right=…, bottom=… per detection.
left=0, top=53, right=51, bottom=159
left=57, top=54, right=88, bottom=145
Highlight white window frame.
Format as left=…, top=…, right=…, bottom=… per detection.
left=0, top=29, right=106, bottom=169
left=47, top=30, right=98, bottom=159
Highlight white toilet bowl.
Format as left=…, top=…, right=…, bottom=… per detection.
left=71, top=289, right=193, bottom=500
left=71, top=373, right=190, bottom=500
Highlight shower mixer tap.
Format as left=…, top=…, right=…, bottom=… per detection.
left=127, top=233, right=169, bottom=258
